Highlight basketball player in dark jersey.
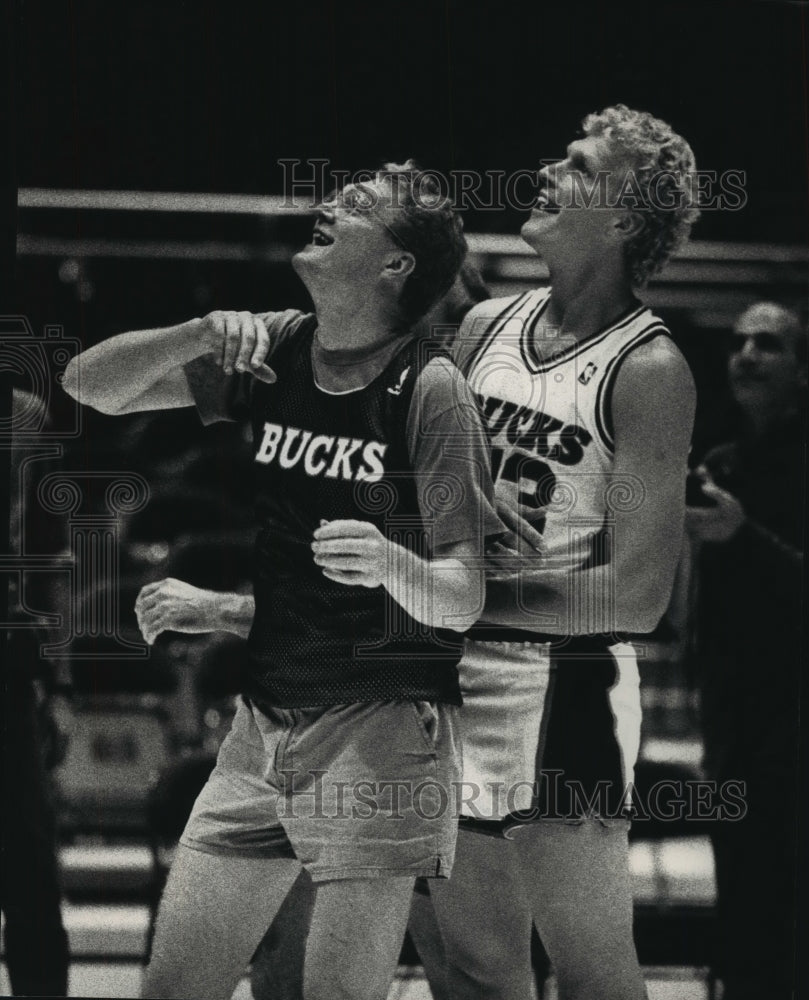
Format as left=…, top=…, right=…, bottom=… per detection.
left=132, top=264, right=491, bottom=1000
left=63, top=166, right=503, bottom=1000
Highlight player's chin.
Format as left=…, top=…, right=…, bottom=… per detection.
left=520, top=213, right=551, bottom=247
left=291, top=247, right=320, bottom=275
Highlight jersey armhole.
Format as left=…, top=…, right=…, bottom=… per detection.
left=594, top=325, right=670, bottom=453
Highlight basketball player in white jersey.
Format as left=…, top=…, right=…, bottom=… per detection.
left=408, top=105, right=700, bottom=1000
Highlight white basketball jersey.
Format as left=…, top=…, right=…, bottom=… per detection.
left=461, top=287, right=670, bottom=574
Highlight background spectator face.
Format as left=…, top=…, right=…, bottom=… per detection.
left=728, top=302, right=806, bottom=416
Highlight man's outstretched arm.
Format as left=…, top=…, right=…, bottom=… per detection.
left=62, top=311, right=276, bottom=415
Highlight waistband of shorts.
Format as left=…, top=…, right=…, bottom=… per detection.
left=465, top=628, right=629, bottom=653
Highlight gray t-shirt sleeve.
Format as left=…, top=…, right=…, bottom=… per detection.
left=406, top=356, right=505, bottom=552
left=184, top=309, right=311, bottom=425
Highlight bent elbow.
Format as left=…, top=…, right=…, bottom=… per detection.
left=425, top=603, right=480, bottom=633
left=91, top=398, right=125, bottom=415
left=62, top=357, right=121, bottom=414
left=444, top=615, right=477, bottom=634
left=443, top=576, right=485, bottom=633
left=61, top=358, right=81, bottom=402
left=616, top=589, right=672, bottom=635
left=621, top=614, right=663, bottom=636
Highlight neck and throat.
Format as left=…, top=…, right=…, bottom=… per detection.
left=543, top=254, right=639, bottom=342
left=309, top=282, right=405, bottom=350
left=308, top=290, right=412, bottom=393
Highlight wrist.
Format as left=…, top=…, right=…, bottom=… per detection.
left=176, top=317, right=213, bottom=359
left=173, top=316, right=222, bottom=363
left=383, top=539, right=419, bottom=590
left=219, top=592, right=254, bottom=634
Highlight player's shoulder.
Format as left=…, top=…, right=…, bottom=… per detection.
left=408, top=353, right=477, bottom=424
left=453, top=294, right=528, bottom=370
left=613, top=330, right=695, bottom=410
left=254, top=309, right=315, bottom=346
left=618, top=328, right=690, bottom=378
left=413, top=354, right=469, bottom=397
left=459, top=293, right=534, bottom=333
left=255, top=307, right=311, bottom=327
left=466, top=294, right=522, bottom=322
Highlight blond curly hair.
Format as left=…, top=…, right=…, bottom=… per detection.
left=582, top=105, right=700, bottom=288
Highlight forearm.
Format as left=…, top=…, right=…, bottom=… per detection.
left=482, top=562, right=602, bottom=634
left=135, top=579, right=255, bottom=645
left=213, top=592, right=255, bottom=638
left=482, top=564, right=568, bottom=632
left=63, top=318, right=205, bottom=413
left=384, top=543, right=484, bottom=632
left=482, top=558, right=669, bottom=635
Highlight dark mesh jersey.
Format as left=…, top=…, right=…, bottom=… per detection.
left=186, top=315, right=501, bottom=708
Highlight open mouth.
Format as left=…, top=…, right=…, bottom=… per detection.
left=312, top=225, right=335, bottom=247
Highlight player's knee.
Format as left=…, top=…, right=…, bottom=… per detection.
left=445, top=943, right=532, bottom=999
left=140, top=961, right=183, bottom=1000
left=303, top=966, right=391, bottom=1000
left=551, top=952, right=646, bottom=1000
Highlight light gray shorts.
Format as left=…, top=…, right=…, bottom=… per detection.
left=180, top=696, right=461, bottom=883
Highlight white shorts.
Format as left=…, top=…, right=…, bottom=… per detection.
left=457, top=639, right=552, bottom=819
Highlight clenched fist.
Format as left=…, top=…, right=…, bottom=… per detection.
left=199, top=310, right=277, bottom=383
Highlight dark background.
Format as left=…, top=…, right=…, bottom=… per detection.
left=10, top=0, right=809, bottom=461
left=2, top=6, right=807, bottom=986
left=13, top=0, right=809, bottom=242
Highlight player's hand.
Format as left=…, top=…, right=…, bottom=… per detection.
left=198, top=310, right=277, bottom=383
left=494, top=496, right=546, bottom=555
left=135, top=577, right=228, bottom=644
left=312, top=520, right=389, bottom=588
left=685, top=471, right=746, bottom=543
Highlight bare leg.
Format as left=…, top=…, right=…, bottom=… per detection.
left=512, top=820, right=647, bottom=1000
left=249, top=876, right=453, bottom=1000
left=426, top=829, right=534, bottom=1000
left=303, top=876, right=415, bottom=1000
left=406, top=887, right=452, bottom=1000
left=142, top=845, right=301, bottom=1000
left=250, top=868, right=315, bottom=1000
